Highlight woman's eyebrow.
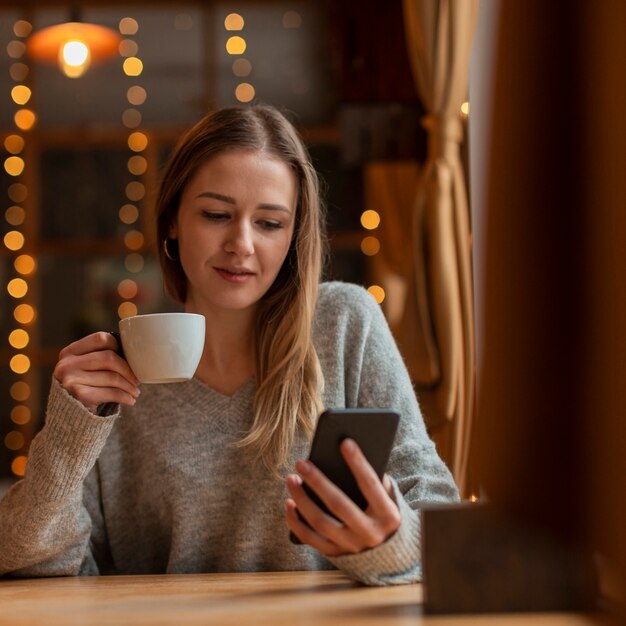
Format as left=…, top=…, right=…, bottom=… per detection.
left=196, top=191, right=235, bottom=203
left=195, top=191, right=291, bottom=213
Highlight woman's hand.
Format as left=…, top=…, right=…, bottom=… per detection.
left=285, top=438, right=401, bottom=556
left=53, top=332, right=141, bottom=414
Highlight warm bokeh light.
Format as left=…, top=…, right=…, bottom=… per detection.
left=282, top=11, right=303, bottom=29
left=122, top=108, right=142, bottom=129
left=14, top=303, right=35, bottom=324
left=4, top=431, right=25, bottom=451
left=367, top=285, right=386, bottom=304
left=119, top=204, right=139, bottom=224
left=123, top=56, right=143, bottom=76
left=361, top=209, right=381, bottom=230
left=10, top=382, right=30, bottom=402
left=4, top=134, right=25, bottom=154
left=224, top=13, right=245, bottom=31
left=127, top=155, right=147, bottom=175
left=124, top=230, right=144, bottom=250
left=232, top=58, right=252, bottom=77
left=360, top=236, right=381, bottom=256
left=9, top=62, right=28, bottom=82
left=226, top=36, right=246, bottom=55
left=14, top=109, right=36, bottom=131
left=10, top=405, right=31, bottom=425
left=4, top=231, right=25, bottom=251
left=118, top=301, right=138, bottom=319
left=11, top=85, right=31, bottom=105
left=11, top=456, right=28, bottom=477
left=5, top=206, right=25, bottom=226
left=235, top=83, right=255, bottom=103
left=13, top=20, right=33, bottom=38
left=4, top=156, right=25, bottom=176
left=7, top=278, right=28, bottom=298
left=117, top=279, right=138, bottom=299
left=119, top=39, right=139, bottom=57
left=128, top=131, right=148, bottom=152
left=119, top=17, right=139, bottom=35
left=125, top=253, right=144, bottom=273
left=8, top=183, right=27, bottom=203
left=127, top=85, right=147, bottom=105
left=14, top=254, right=36, bottom=275
left=7, top=40, right=26, bottom=59
left=461, top=101, right=470, bottom=117
left=10, top=354, right=30, bottom=374
left=125, top=181, right=145, bottom=201
left=9, top=329, right=29, bottom=350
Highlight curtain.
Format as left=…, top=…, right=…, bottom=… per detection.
left=401, top=0, right=479, bottom=495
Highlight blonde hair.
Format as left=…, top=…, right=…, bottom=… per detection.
left=155, top=105, right=326, bottom=473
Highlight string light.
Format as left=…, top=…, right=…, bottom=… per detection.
left=361, top=236, right=380, bottom=256
left=367, top=285, right=386, bottom=304
left=360, top=209, right=381, bottom=230
left=226, top=36, right=246, bottom=55
left=4, top=19, right=34, bottom=477
left=361, top=206, right=384, bottom=301
left=118, top=16, right=147, bottom=321
left=235, top=83, right=255, bottom=103
left=224, top=13, right=255, bottom=104
left=224, top=14, right=245, bottom=31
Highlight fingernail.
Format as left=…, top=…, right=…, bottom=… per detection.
left=296, top=460, right=311, bottom=475
left=343, top=438, right=356, bottom=452
left=288, top=474, right=302, bottom=487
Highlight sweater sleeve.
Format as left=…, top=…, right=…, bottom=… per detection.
left=0, top=378, right=117, bottom=577
left=320, top=283, right=459, bottom=585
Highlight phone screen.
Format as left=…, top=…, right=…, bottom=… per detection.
left=290, top=408, right=399, bottom=543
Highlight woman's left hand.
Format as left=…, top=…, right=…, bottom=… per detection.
left=284, top=438, right=401, bottom=556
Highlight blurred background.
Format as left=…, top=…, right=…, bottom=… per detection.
left=0, top=0, right=442, bottom=483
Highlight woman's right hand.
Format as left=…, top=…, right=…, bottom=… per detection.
left=53, top=332, right=141, bottom=414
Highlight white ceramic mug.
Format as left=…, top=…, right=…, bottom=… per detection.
left=118, top=312, right=205, bottom=383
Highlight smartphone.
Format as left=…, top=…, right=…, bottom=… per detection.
left=289, top=408, right=400, bottom=543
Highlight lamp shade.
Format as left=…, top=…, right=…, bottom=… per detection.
left=27, top=22, right=120, bottom=77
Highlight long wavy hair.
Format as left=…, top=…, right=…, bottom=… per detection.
left=155, top=105, right=326, bottom=473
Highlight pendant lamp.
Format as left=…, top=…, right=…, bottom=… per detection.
left=27, top=9, right=120, bottom=78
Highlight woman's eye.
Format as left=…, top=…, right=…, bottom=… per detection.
left=258, top=221, right=283, bottom=231
left=202, top=211, right=228, bottom=222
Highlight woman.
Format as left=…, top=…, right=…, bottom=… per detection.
left=0, top=105, right=458, bottom=584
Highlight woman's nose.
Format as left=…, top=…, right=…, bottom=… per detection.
left=224, top=221, right=254, bottom=256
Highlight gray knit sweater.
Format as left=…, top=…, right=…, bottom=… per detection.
left=0, top=282, right=458, bottom=584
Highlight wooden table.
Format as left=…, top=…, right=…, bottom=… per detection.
left=0, top=571, right=610, bottom=626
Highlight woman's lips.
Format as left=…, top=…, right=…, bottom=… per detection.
left=214, top=267, right=255, bottom=283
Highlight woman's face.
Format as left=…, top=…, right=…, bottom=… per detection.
left=171, top=149, right=297, bottom=316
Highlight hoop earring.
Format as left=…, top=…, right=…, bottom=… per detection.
left=163, top=238, right=178, bottom=261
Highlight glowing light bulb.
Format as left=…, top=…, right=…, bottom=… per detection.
left=59, top=40, right=91, bottom=78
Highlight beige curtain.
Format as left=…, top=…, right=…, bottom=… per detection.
left=401, top=0, right=479, bottom=495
